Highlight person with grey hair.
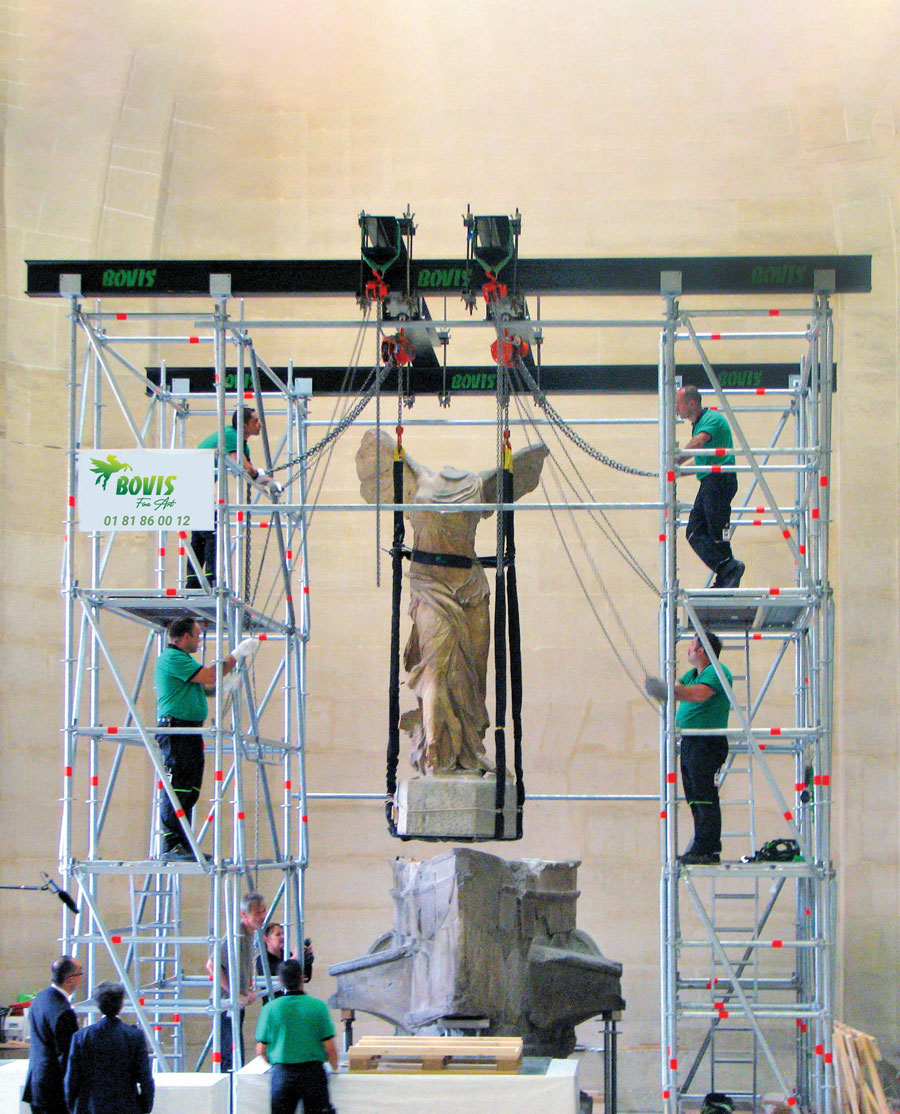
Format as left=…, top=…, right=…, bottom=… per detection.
left=64, top=982, right=154, bottom=1114
left=675, top=384, right=744, bottom=588
left=23, top=956, right=82, bottom=1114
left=206, top=891, right=267, bottom=1071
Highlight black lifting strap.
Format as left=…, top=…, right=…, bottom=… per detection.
left=385, top=448, right=405, bottom=837
left=492, top=454, right=525, bottom=840
left=493, top=508, right=508, bottom=840
left=504, top=466, right=526, bottom=839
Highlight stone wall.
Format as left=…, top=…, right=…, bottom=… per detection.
left=3, top=2, right=900, bottom=1102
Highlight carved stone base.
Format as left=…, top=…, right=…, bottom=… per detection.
left=328, top=847, right=625, bottom=1057
left=395, top=775, right=518, bottom=839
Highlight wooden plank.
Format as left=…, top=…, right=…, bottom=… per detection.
left=354, top=1035, right=522, bottom=1046
left=833, top=1030, right=862, bottom=1114
left=858, top=1036, right=891, bottom=1114
left=351, top=1038, right=521, bottom=1053
left=832, top=1023, right=894, bottom=1114
left=859, top=1081, right=880, bottom=1114
left=348, top=1034, right=523, bottom=1074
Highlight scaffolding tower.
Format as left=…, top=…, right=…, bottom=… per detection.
left=58, top=283, right=312, bottom=1071
left=29, top=248, right=863, bottom=1103
left=658, top=270, right=837, bottom=1114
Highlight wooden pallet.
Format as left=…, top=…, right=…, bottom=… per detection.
left=833, top=1024, right=892, bottom=1114
left=348, top=1035, right=524, bottom=1073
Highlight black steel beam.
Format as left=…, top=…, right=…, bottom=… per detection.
left=147, top=363, right=830, bottom=397
left=26, top=255, right=871, bottom=298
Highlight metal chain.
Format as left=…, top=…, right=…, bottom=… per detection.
left=271, top=358, right=391, bottom=476
left=249, top=515, right=272, bottom=606
left=501, top=377, right=658, bottom=703
left=482, top=297, right=654, bottom=477
left=513, top=355, right=657, bottom=478
left=508, top=367, right=659, bottom=596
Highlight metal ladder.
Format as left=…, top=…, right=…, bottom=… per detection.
left=126, top=873, right=187, bottom=1070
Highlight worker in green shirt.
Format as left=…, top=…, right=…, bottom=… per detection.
left=675, top=385, right=744, bottom=589
left=187, top=408, right=272, bottom=590
left=154, top=616, right=257, bottom=861
left=675, top=629, right=732, bottom=865
left=256, top=959, right=337, bottom=1114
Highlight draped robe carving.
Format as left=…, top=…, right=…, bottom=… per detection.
left=357, top=429, right=548, bottom=775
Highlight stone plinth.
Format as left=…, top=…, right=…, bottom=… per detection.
left=329, top=847, right=625, bottom=1057
left=395, top=774, right=518, bottom=839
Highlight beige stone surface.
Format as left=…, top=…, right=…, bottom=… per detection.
left=3, top=0, right=900, bottom=1097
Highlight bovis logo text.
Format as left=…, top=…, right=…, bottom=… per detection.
left=450, top=372, right=497, bottom=391
left=101, top=267, right=157, bottom=289
left=113, top=473, right=177, bottom=497
left=718, top=369, right=763, bottom=388
left=750, top=264, right=807, bottom=287
left=417, top=266, right=469, bottom=289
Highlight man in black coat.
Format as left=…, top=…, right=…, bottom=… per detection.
left=23, top=956, right=82, bottom=1114
left=64, top=982, right=154, bottom=1114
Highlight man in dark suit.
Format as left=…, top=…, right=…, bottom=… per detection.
left=64, top=982, right=154, bottom=1114
left=23, top=955, right=82, bottom=1114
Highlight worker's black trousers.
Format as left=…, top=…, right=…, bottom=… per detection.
left=270, top=1062, right=334, bottom=1114
left=680, top=734, right=729, bottom=855
left=156, top=720, right=205, bottom=854
left=686, top=472, right=738, bottom=575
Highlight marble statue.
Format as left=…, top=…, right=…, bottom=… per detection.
left=356, top=429, right=548, bottom=776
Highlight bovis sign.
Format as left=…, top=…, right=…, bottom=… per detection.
left=101, top=266, right=157, bottom=289
left=76, top=450, right=215, bottom=532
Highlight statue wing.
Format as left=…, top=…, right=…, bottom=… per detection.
left=480, top=442, right=550, bottom=505
left=356, top=428, right=420, bottom=506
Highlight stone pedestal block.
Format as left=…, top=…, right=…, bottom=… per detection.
left=395, top=774, right=518, bottom=839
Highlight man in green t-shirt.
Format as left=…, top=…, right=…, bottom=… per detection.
left=675, top=385, right=744, bottom=588
left=675, top=629, right=732, bottom=865
left=256, top=959, right=337, bottom=1114
left=154, top=616, right=256, bottom=861
left=186, top=408, right=270, bottom=589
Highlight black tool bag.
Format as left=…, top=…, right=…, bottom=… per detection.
left=741, top=838, right=801, bottom=863
left=701, top=1093, right=736, bottom=1114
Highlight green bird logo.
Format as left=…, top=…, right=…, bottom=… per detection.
left=89, top=454, right=133, bottom=490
